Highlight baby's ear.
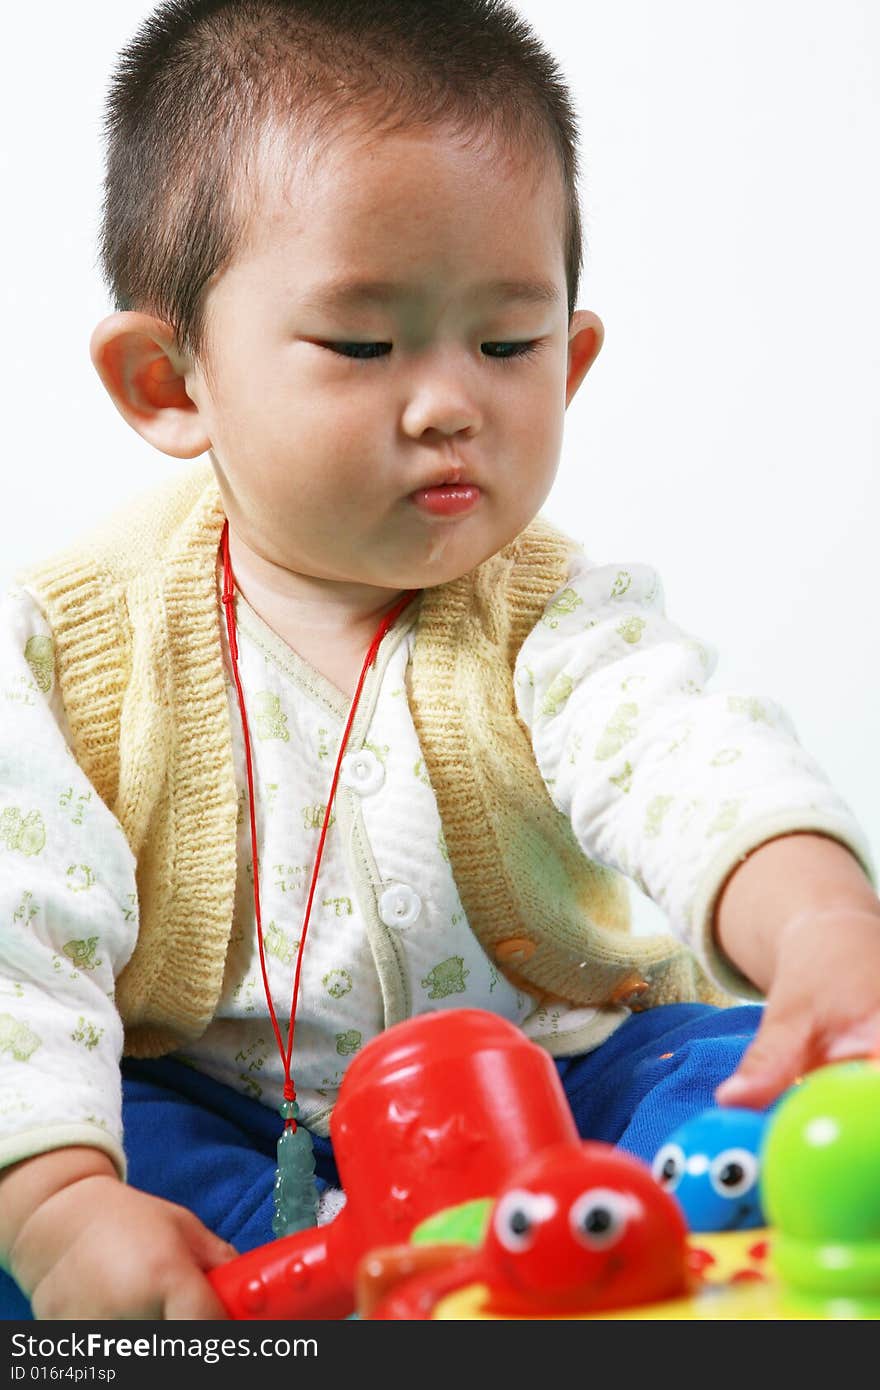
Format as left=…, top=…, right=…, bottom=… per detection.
left=565, top=310, right=604, bottom=407
left=89, top=311, right=210, bottom=459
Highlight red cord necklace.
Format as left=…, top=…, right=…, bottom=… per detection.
left=219, top=520, right=418, bottom=1234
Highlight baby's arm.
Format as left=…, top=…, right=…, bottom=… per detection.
left=516, top=556, right=878, bottom=1099
left=0, top=1147, right=235, bottom=1319
left=0, top=587, right=235, bottom=1316
left=712, top=831, right=880, bottom=1106
left=0, top=587, right=133, bottom=1180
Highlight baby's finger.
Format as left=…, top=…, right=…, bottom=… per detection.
left=821, top=1018, right=880, bottom=1063
left=714, top=1017, right=811, bottom=1109
left=170, top=1203, right=239, bottom=1270
left=164, top=1271, right=230, bottom=1320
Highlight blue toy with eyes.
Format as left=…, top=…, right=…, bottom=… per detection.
left=651, top=1107, right=769, bottom=1233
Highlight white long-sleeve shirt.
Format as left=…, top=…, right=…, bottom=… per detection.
left=0, top=556, right=872, bottom=1175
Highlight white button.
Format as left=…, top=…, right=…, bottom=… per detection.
left=378, top=883, right=422, bottom=928
left=340, top=749, right=385, bottom=796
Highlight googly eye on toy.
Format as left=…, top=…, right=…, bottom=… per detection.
left=652, top=1107, right=769, bottom=1233
left=568, top=1188, right=632, bottom=1250
left=361, top=1140, right=693, bottom=1319
left=493, top=1189, right=556, bottom=1251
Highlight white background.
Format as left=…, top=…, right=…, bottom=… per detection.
left=1, top=2, right=877, bottom=932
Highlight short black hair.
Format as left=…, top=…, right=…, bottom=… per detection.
left=97, top=0, right=584, bottom=368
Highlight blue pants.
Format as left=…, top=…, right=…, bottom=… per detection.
left=0, top=1002, right=761, bottom=1318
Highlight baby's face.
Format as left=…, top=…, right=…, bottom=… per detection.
left=185, top=122, right=586, bottom=590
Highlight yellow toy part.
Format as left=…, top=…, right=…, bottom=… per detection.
left=430, top=1231, right=845, bottom=1319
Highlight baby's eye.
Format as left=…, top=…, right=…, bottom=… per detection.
left=324, top=342, right=391, bottom=360
left=319, top=340, right=541, bottom=363
left=481, top=341, right=540, bottom=361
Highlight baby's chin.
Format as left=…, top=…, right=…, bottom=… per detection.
left=275, top=509, right=539, bottom=594
left=386, top=512, right=533, bottom=590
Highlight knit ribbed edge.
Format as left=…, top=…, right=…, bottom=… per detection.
left=412, top=523, right=581, bottom=973
left=21, top=463, right=239, bottom=1055
left=464, top=533, right=634, bottom=967
left=411, top=534, right=540, bottom=973
left=410, top=521, right=618, bottom=990
left=16, top=559, right=129, bottom=811
left=120, top=476, right=239, bottom=1052
left=411, top=519, right=732, bottom=1010
left=477, top=520, right=637, bottom=946
left=16, top=464, right=218, bottom=811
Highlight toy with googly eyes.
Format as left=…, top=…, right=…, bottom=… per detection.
left=357, top=1140, right=694, bottom=1319
left=651, top=1107, right=769, bottom=1233
left=761, top=1058, right=880, bottom=1317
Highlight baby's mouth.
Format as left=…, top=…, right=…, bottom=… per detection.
left=409, top=482, right=482, bottom=517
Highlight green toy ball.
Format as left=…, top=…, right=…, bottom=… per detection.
left=761, top=1059, right=880, bottom=1316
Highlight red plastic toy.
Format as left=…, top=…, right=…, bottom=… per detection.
left=208, top=1009, right=580, bottom=1319
left=361, top=1140, right=693, bottom=1319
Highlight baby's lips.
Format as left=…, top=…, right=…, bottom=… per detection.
left=409, top=484, right=482, bottom=516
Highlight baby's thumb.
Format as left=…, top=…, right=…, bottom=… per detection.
left=161, top=1215, right=240, bottom=1320
left=715, top=1017, right=810, bottom=1110
left=201, top=1230, right=240, bottom=1271
left=182, top=1209, right=239, bottom=1271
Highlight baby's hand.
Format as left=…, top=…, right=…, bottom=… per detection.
left=716, top=907, right=880, bottom=1110
left=10, top=1174, right=238, bottom=1319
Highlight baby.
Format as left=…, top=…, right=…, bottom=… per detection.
left=1, top=0, right=878, bottom=1321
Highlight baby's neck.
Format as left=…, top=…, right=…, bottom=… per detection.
left=226, top=528, right=408, bottom=699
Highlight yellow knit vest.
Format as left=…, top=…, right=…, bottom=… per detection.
left=21, top=463, right=728, bottom=1057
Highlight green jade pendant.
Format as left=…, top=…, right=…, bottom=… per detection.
left=272, top=1100, right=319, bottom=1237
